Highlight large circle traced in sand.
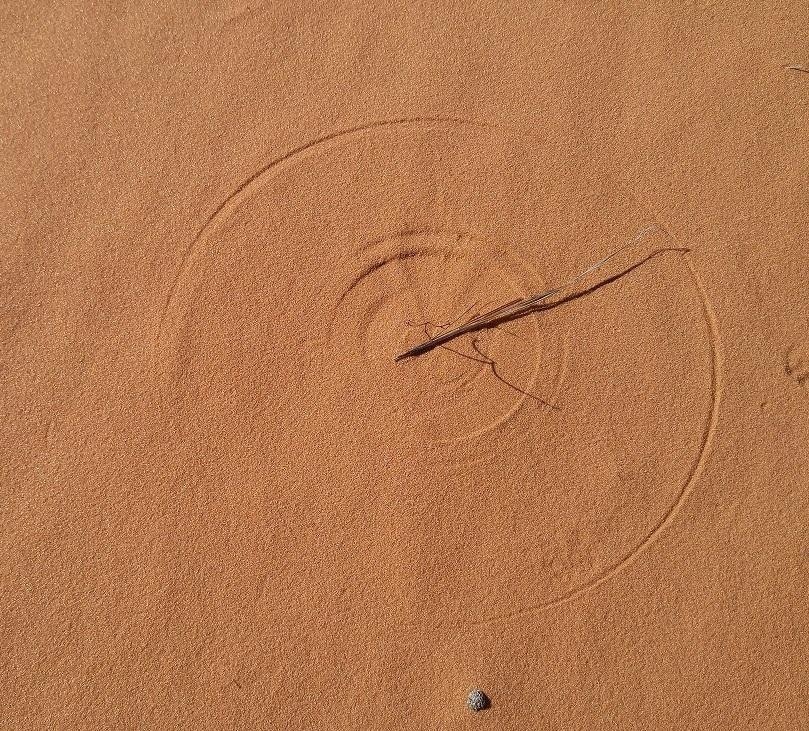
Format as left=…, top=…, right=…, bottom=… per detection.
left=155, top=119, right=720, bottom=622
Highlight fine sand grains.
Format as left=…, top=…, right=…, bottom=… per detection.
left=2, top=3, right=807, bottom=729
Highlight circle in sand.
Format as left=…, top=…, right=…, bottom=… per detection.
left=329, top=228, right=564, bottom=444
left=154, top=119, right=721, bottom=623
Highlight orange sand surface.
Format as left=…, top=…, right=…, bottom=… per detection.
left=2, top=3, right=808, bottom=729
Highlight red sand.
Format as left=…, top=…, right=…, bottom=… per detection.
left=2, top=3, right=807, bottom=728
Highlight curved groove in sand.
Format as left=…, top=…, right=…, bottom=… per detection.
left=153, top=119, right=722, bottom=623
left=154, top=117, right=492, bottom=357
left=471, top=252, right=723, bottom=625
left=331, top=230, right=561, bottom=443
left=435, top=256, right=564, bottom=445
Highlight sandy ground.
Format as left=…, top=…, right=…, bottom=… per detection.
left=2, top=2, right=808, bottom=729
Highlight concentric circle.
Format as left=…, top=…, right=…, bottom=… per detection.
left=329, top=228, right=565, bottom=444
left=154, top=118, right=721, bottom=621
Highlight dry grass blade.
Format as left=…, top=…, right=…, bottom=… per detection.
left=394, top=225, right=657, bottom=362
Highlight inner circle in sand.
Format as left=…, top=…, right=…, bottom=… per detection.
left=329, top=229, right=563, bottom=444
left=154, top=118, right=721, bottom=623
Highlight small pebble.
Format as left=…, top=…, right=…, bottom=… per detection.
left=466, top=689, right=491, bottom=712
